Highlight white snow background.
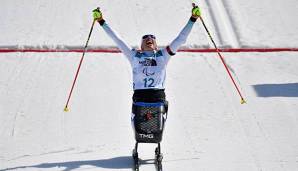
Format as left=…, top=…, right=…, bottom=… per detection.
left=1, top=0, right=298, bottom=171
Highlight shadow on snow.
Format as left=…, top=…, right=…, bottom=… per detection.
left=253, top=82, right=298, bottom=97
left=1, top=156, right=134, bottom=171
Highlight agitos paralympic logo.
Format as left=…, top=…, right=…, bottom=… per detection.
left=143, top=68, right=155, bottom=76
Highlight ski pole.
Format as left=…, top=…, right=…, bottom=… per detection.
left=193, top=3, right=246, bottom=104
left=64, top=19, right=96, bottom=112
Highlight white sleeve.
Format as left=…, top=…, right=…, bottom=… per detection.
left=101, top=22, right=134, bottom=63
left=167, top=20, right=195, bottom=54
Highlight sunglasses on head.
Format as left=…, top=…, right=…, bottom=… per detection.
left=142, top=34, right=156, bottom=40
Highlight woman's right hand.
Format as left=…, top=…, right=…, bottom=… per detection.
left=192, top=3, right=201, bottom=18
left=93, top=7, right=103, bottom=21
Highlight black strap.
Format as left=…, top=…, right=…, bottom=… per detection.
left=99, top=19, right=106, bottom=26
left=166, top=46, right=175, bottom=56
left=190, top=16, right=198, bottom=22
left=132, top=103, right=166, bottom=115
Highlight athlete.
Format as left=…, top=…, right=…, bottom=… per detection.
left=92, top=4, right=201, bottom=104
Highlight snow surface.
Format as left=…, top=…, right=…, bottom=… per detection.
left=1, top=0, right=298, bottom=171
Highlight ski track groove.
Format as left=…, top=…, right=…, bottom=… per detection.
left=10, top=57, right=43, bottom=137
left=130, top=0, right=140, bottom=36
left=0, top=57, right=16, bottom=96
left=10, top=112, right=18, bottom=137
left=201, top=54, right=272, bottom=171
left=168, top=108, right=199, bottom=171
left=255, top=113, right=283, bottom=170
left=224, top=91, right=264, bottom=170
left=6, top=148, right=76, bottom=162
left=0, top=55, right=22, bottom=137
left=204, top=0, right=245, bottom=98
left=202, top=56, right=230, bottom=101
left=204, top=0, right=224, bottom=46
left=217, top=54, right=288, bottom=170
left=229, top=97, right=286, bottom=170
left=203, top=0, right=244, bottom=98
left=9, top=57, right=31, bottom=137
left=204, top=0, right=240, bottom=48
left=221, top=0, right=241, bottom=47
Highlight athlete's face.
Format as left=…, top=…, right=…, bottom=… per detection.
left=141, top=34, right=157, bottom=51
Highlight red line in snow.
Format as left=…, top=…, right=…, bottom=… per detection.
left=1, top=48, right=298, bottom=53
left=0, top=48, right=121, bottom=53
left=179, top=48, right=298, bottom=52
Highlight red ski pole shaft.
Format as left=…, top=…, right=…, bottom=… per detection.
left=198, top=15, right=246, bottom=104
left=64, top=19, right=96, bottom=112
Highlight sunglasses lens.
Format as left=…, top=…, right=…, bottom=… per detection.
left=142, top=35, right=156, bottom=39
